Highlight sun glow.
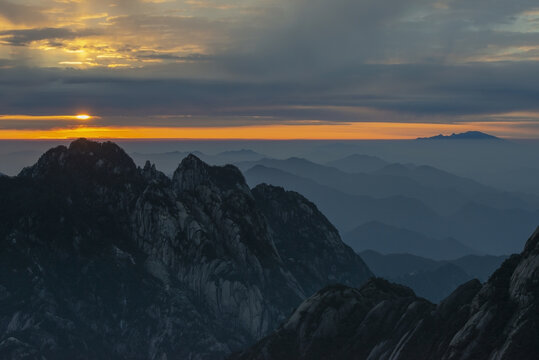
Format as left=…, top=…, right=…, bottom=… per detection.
left=76, top=114, right=91, bottom=120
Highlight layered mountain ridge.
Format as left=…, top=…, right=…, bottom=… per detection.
left=232, top=227, right=539, bottom=360
left=242, top=158, right=539, bottom=255
left=0, top=139, right=372, bottom=360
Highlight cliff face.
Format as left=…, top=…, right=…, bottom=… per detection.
left=232, top=228, right=539, bottom=360
left=0, top=139, right=372, bottom=360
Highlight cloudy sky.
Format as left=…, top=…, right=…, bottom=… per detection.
left=1, top=0, right=539, bottom=139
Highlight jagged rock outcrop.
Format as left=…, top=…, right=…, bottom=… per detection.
left=0, top=139, right=372, bottom=360
left=231, top=228, right=539, bottom=360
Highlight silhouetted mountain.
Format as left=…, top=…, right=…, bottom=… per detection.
left=326, top=154, right=389, bottom=173
left=0, top=139, right=371, bottom=360
left=232, top=228, right=539, bottom=360
left=344, top=221, right=477, bottom=260
left=417, top=131, right=501, bottom=140
left=359, top=250, right=507, bottom=302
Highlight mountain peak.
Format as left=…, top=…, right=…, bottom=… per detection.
left=19, top=138, right=137, bottom=179
left=417, top=131, right=500, bottom=140
left=173, top=153, right=248, bottom=193
left=179, top=153, right=206, bottom=168
left=68, top=137, right=103, bottom=151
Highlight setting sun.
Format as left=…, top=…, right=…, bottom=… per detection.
left=76, top=115, right=91, bottom=120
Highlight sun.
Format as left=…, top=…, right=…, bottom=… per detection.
left=75, top=114, right=91, bottom=120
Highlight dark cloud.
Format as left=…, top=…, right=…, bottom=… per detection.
left=1, top=0, right=539, bottom=131
left=218, top=0, right=539, bottom=79
left=0, top=27, right=100, bottom=46
left=1, top=60, right=539, bottom=127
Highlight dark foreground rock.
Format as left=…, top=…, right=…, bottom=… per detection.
left=232, top=228, right=539, bottom=360
left=0, top=139, right=372, bottom=360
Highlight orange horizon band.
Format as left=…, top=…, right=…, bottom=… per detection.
left=0, top=121, right=533, bottom=140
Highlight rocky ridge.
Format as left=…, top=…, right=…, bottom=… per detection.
left=232, top=228, right=539, bottom=360
left=0, top=139, right=372, bottom=360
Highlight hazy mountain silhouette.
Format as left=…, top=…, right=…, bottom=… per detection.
left=326, top=153, right=389, bottom=173
left=237, top=158, right=435, bottom=203
left=244, top=165, right=446, bottom=237
left=344, top=221, right=477, bottom=260
left=359, top=250, right=508, bottom=302
left=238, top=157, right=539, bottom=213
left=451, top=254, right=511, bottom=281
left=375, top=163, right=487, bottom=191
left=244, top=162, right=539, bottom=254
left=417, top=131, right=501, bottom=140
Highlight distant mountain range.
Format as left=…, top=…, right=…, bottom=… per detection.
left=359, top=250, right=507, bottom=302
left=417, top=131, right=501, bottom=140
left=241, top=157, right=539, bottom=254
left=244, top=164, right=449, bottom=248
left=232, top=228, right=539, bottom=360
left=239, top=157, right=537, bottom=215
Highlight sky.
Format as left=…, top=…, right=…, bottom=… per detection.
left=1, top=0, right=539, bottom=139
